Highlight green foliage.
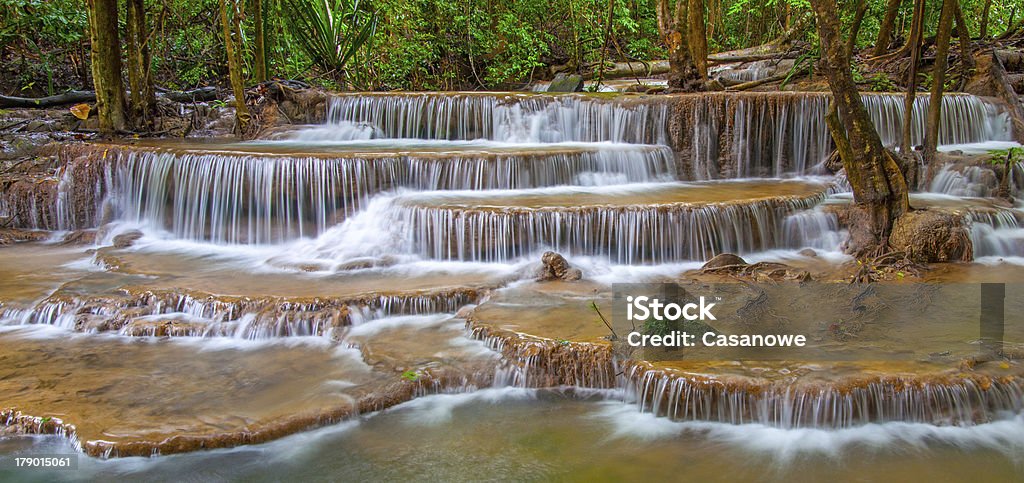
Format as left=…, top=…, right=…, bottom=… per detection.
left=401, top=370, right=420, bottom=382
left=987, top=147, right=1024, bottom=165
left=281, top=0, right=378, bottom=85
left=868, top=73, right=896, bottom=92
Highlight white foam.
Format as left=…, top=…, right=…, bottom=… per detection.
left=592, top=401, right=1024, bottom=461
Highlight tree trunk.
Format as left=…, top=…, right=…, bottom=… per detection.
left=873, top=0, right=903, bottom=57
left=810, top=0, right=909, bottom=256
left=847, top=0, right=869, bottom=57
left=657, top=0, right=703, bottom=90
left=126, top=0, right=155, bottom=129
left=687, top=0, right=709, bottom=81
left=953, top=2, right=975, bottom=73
left=980, top=0, right=993, bottom=38
left=254, top=0, right=268, bottom=82
left=86, top=0, right=127, bottom=135
left=901, top=0, right=925, bottom=156
left=923, top=0, right=955, bottom=166
left=220, top=0, right=250, bottom=132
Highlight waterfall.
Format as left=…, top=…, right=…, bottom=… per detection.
left=395, top=191, right=827, bottom=263
left=682, top=92, right=1013, bottom=179
left=93, top=144, right=674, bottom=244
left=968, top=210, right=1024, bottom=258
left=783, top=206, right=844, bottom=251
left=627, top=365, right=1024, bottom=428
left=862, top=93, right=1015, bottom=147
left=322, top=92, right=670, bottom=144
left=930, top=162, right=1023, bottom=198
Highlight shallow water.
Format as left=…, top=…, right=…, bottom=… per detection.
left=3, top=389, right=1023, bottom=482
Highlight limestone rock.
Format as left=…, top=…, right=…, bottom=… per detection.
left=537, top=251, right=583, bottom=281
left=112, top=230, right=144, bottom=249
left=547, top=73, right=584, bottom=92
left=701, top=253, right=748, bottom=270
left=889, top=209, right=973, bottom=263
left=798, top=248, right=818, bottom=257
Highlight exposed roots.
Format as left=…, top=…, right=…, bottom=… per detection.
left=850, top=250, right=926, bottom=283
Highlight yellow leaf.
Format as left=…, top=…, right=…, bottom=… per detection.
left=70, top=103, right=90, bottom=120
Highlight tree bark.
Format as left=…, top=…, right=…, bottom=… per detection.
left=953, top=2, right=975, bottom=73
left=810, top=0, right=909, bottom=255
left=873, top=0, right=903, bottom=57
left=901, top=0, right=925, bottom=156
left=86, top=0, right=128, bottom=135
left=126, top=0, right=155, bottom=128
left=923, top=0, right=955, bottom=166
left=254, top=0, right=268, bottom=82
left=220, top=0, right=250, bottom=132
left=657, top=0, right=703, bottom=90
left=687, top=0, right=709, bottom=81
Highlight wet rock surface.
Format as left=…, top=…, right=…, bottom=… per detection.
left=537, top=251, right=582, bottom=281
left=890, top=209, right=973, bottom=263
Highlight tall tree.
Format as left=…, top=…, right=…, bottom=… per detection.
left=657, top=0, right=704, bottom=90
left=126, top=0, right=155, bottom=127
left=923, top=0, right=956, bottom=165
left=873, top=0, right=903, bottom=57
left=220, top=0, right=251, bottom=132
left=253, top=0, right=268, bottom=82
left=901, top=0, right=925, bottom=188
left=980, top=0, right=993, bottom=38
left=87, top=0, right=128, bottom=135
left=953, top=1, right=975, bottom=79
left=810, top=0, right=909, bottom=255
left=687, top=0, right=709, bottom=81
left=846, top=0, right=869, bottom=56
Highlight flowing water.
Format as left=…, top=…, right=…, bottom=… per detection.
left=2, top=91, right=1024, bottom=478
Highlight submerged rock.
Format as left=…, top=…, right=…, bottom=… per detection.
left=537, top=251, right=583, bottom=281
left=890, top=209, right=973, bottom=263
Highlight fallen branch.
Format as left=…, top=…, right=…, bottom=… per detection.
left=0, top=87, right=220, bottom=108
left=0, top=90, right=96, bottom=108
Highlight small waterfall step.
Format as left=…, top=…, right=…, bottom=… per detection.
left=466, top=281, right=1024, bottom=427
left=392, top=179, right=831, bottom=263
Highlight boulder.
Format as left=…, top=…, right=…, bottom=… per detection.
left=547, top=73, right=584, bottom=92
left=701, top=253, right=748, bottom=270
left=889, top=209, right=973, bottom=263
left=537, top=251, right=583, bottom=281
left=112, top=230, right=144, bottom=249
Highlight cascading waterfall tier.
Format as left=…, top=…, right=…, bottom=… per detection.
left=323, top=92, right=670, bottom=144
left=27, top=142, right=675, bottom=240
left=678, top=92, right=1013, bottom=179
left=1, top=287, right=482, bottom=339
left=625, top=362, right=1024, bottom=428
left=390, top=180, right=831, bottom=263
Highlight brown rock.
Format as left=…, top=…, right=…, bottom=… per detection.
left=701, top=253, right=748, bottom=270
left=537, top=251, right=583, bottom=281
left=112, top=230, right=144, bottom=249
left=889, top=209, right=973, bottom=263
left=798, top=248, right=818, bottom=257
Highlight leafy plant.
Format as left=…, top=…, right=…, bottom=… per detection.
left=281, top=0, right=378, bottom=84
left=401, top=370, right=420, bottom=382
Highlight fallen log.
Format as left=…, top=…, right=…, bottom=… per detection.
left=160, top=86, right=218, bottom=103
left=0, top=90, right=95, bottom=108
left=0, top=87, right=219, bottom=108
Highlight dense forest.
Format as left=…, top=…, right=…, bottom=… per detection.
left=1, top=0, right=1020, bottom=95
